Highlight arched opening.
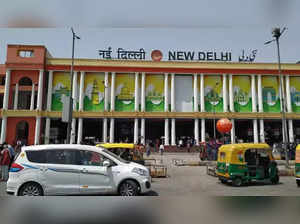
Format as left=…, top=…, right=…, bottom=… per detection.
left=15, top=121, right=29, bottom=145
left=18, top=77, right=33, bottom=109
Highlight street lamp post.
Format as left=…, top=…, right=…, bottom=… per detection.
left=66, top=28, right=80, bottom=144
left=265, top=27, right=289, bottom=167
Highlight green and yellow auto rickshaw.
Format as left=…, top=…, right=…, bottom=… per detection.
left=295, top=145, right=300, bottom=187
left=216, top=143, right=279, bottom=186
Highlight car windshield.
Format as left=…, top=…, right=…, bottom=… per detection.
left=102, top=149, right=130, bottom=164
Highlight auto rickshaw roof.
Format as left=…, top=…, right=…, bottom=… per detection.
left=96, top=143, right=135, bottom=149
left=296, top=144, right=300, bottom=151
left=219, top=143, right=271, bottom=152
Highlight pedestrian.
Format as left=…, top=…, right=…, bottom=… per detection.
left=159, top=143, right=164, bottom=155
left=146, top=143, right=151, bottom=157
left=1, top=145, right=11, bottom=181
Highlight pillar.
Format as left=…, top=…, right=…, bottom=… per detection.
left=3, top=69, right=11, bottom=110
left=30, top=83, right=35, bottom=110
left=171, top=73, right=175, bottom=112
left=104, top=72, right=109, bottom=111
left=288, top=120, right=294, bottom=143
left=193, top=74, right=198, bottom=112
left=286, top=75, right=292, bottom=113
left=34, top=117, right=41, bottom=145
left=201, top=119, right=205, bottom=142
left=171, top=118, right=176, bottom=145
left=109, top=118, right=115, bottom=143
left=251, top=75, right=258, bottom=143
left=45, top=71, right=53, bottom=144
left=13, top=83, right=19, bottom=110
left=134, top=72, right=139, bottom=112
left=70, top=119, right=76, bottom=144
left=45, top=118, right=51, bottom=144
left=111, top=72, right=116, bottom=111
left=77, top=118, right=83, bottom=144
left=79, top=71, right=85, bottom=111
left=36, top=69, right=44, bottom=110
left=223, top=74, right=228, bottom=112
left=164, top=119, right=169, bottom=145
left=200, top=74, right=205, bottom=112
left=141, top=118, right=145, bottom=145
left=0, top=117, right=7, bottom=144
left=257, top=75, right=263, bottom=112
left=70, top=71, right=78, bottom=144
left=253, top=119, right=258, bottom=143
left=230, top=119, right=235, bottom=144
left=259, top=119, right=265, bottom=142
left=164, top=73, right=169, bottom=112
left=103, top=118, right=108, bottom=143
left=194, top=118, right=199, bottom=145
left=229, top=74, right=234, bottom=112
left=141, top=72, right=146, bottom=112
left=134, top=118, right=138, bottom=144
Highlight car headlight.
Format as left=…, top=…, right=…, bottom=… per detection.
left=132, top=167, right=148, bottom=176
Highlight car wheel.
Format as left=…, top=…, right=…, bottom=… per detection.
left=232, top=177, right=243, bottom=187
left=119, top=180, right=139, bottom=196
left=296, top=180, right=300, bottom=187
left=19, top=182, right=43, bottom=196
left=271, top=175, right=279, bottom=185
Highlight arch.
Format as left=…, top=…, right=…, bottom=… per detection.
left=15, top=120, right=29, bottom=145
left=19, top=77, right=33, bottom=86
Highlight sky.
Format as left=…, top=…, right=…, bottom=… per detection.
left=0, top=0, right=299, bottom=64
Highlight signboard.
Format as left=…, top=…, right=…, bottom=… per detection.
left=262, top=76, right=280, bottom=112
left=145, top=74, right=164, bottom=112
left=115, top=74, right=135, bottom=111
left=233, top=75, right=252, bottom=112
left=204, top=75, right=223, bottom=112
left=52, top=72, right=71, bottom=111
left=290, top=76, right=300, bottom=112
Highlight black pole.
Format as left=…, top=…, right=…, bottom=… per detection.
left=66, top=30, right=76, bottom=144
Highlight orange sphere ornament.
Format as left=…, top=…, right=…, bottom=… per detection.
left=216, top=118, right=232, bottom=133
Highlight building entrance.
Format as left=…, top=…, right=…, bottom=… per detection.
left=15, top=121, right=29, bottom=145
left=83, top=119, right=102, bottom=144
left=235, top=120, right=253, bottom=143
left=115, top=119, right=134, bottom=143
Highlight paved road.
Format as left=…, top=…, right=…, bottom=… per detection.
left=1, top=153, right=299, bottom=196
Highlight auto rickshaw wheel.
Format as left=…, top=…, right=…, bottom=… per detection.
left=220, top=179, right=227, bottom=184
left=296, top=180, right=300, bottom=187
left=232, top=177, right=243, bottom=187
left=271, top=175, right=279, bottom=185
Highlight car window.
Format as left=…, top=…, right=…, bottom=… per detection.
left=78, top=150, right=108, bottom=166
left=45, top=150, right=77, bottom=165
left=26, top=150, right=46, bottom=163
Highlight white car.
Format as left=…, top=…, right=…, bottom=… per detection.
left=7, top=144, right=151, bottom=196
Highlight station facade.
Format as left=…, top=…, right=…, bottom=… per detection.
left=1, top=44, right=300, bottom=146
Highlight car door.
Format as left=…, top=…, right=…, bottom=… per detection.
left=78, top=150, right=114, bottom=194
left=42, top=149, right=80, bottom=195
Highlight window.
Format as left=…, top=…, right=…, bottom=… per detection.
left=45, top=150, right=77, bottom=165
left=78, top=150, right=108, bottom=166
left=19, top=50, right=34, bottom=58
left=26, top=151, right=46, bottom=163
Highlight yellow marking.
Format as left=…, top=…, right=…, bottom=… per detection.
left=82, top=185, right=88, bottom=188
left=20, top=153, right=25, bottom=158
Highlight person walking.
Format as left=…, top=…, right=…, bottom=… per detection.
left=146, top=143, right=151, bottom=157
left=159, top=143, right=164, bottom=156
left=1, top=145, right=11, bottom=181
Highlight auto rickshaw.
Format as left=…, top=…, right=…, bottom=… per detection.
left=216, top=143, right=279, bottom=186
left=295, top=145, right=300, bottom=187
left=96, top=143, right=145, bottom=165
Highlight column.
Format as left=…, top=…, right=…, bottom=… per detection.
left=110, top=72, right=116, bottom=111
left=253, top=119, right=258, bottom=143
left=288, top=120, right=294, bottom=143
left=0, top=117, right=7, bottom=144
left=30, top=83, right=35, bottom=110
left=103, top=118, right=108, bottom=143
left=3, top=69, right=11, bottom=109
left=34, top=117, right=41, bottom=145
left=77, top=118, right=83, bottom=144
left=141, top=118, right=145, bottom=145
left=141, top=72, right=146, bottom=112
left=194, top=118, right=199, bottom=145
left=45, top=71, right=53, bottom=144
left=78, top=71, right=85, bottom=111
left=109, top=118, right=115, bottom=143
left=164, top=119, right=169, bottom=145
left=200, top=74, right=205, bottom=112
left=70, top=71, right=78, bottom=144
left=229, top=74, right=234, bottom=112
left=171, top=73, right=175, bottom=112
left=70, top=119, right=76, bottom=144
left=223, top=74, right=228, bottom=112
left=36, top=69, right=44, bottom=110
left=171, top=118, right=176, bottom=145
left=259, top=119, right=265, bottom=142
left=164, top=73, right=169, bottom=112
left=134, top=118, right=138, bottom=144
left=285, top=75, right=292, bottom=113
left=230, top=119, right=235, bottom=143
left=257, top=75, right=263, bottom=112
left=201, top=119, right=205, bottom=142
left=13, top=83, right=19, bottom=110
left=193, top=74, right=198, bottom=112
left=104, top=72, right=109, bottom=111
left=134, top=72, right=139, bottom=112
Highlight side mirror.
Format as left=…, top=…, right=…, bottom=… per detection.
left=103, top=160, right=111, bottom=167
